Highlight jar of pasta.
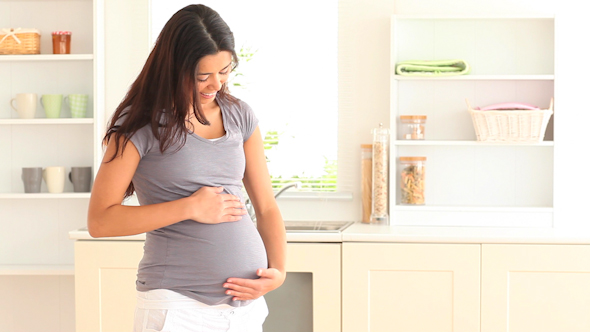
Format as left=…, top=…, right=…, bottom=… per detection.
left=400, top=115, right=426, bottom=140
left=400, top=156, right=426, bottom=205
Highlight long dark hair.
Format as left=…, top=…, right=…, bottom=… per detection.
left=103, top=4, right=238, bottom=198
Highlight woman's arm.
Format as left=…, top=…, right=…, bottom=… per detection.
left=223, top=126, right=287, bottom=301
left=87, top=136, right=246, bottom=238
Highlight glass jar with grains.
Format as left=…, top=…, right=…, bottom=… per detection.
left=370, top=124, right=390, bottom=224
left=361, top=144, right=373, bottom=223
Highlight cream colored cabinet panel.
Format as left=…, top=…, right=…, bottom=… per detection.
left=342, top=243, right=480, bottom=332
left=284, top=243, right=341, bottom=332
left=481, top=244, right=590, bottom=332
left=75, top=241, right=340, bottom=332
left=74, top=240, right=143, bottom=332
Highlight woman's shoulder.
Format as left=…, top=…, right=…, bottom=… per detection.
left=219, top=95, right=253, bottom=114
left=111, top=107, right=156, bottom=149
left=113, top=107, right=153, bottom=132
left=220, top=95, right=256, bottom=121
left=219, top=95, right=258, bottom=140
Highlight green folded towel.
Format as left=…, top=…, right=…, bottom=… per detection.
left=396, top=59, right=471, bottom=76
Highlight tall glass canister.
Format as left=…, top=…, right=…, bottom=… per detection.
left=370, top=124, right=390, bottom=224
left=361, top=144, right=373, bottom=223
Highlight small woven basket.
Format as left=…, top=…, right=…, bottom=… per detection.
left=466, top=98, right=553, bottom=143
left=0, top=28, right=41, bottom=55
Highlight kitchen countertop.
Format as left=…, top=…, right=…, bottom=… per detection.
left=68, top=227, right=343, bottom=243
left=70, top=223, right=590, bottom=244
left=343, top=223, right=590, bottom=244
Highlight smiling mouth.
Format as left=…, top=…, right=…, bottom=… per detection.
left=201, top=92, right=216, bottom=98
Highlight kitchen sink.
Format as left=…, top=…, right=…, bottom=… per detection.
left=283, top=221, right=354, bottom=233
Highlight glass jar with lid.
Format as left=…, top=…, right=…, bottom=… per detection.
left=361, top=144, right=372, bottom=223
left=370, top=124, right=390, bottom=224
left=400, top=115, right=427, bottom=140
left=51, top=31, right=72, bottom=54
left=400, top=156, right=426, bottom=205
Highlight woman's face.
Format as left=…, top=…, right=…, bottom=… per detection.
left=196, top=51, right=233, bottom=108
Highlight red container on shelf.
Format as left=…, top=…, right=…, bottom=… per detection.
left=51, top=31, right=71, bottom=54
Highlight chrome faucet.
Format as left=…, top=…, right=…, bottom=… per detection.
left=245, top=182, right=301, bottom=223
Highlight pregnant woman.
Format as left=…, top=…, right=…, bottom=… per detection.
left=87, top=4, right=286, bottom=332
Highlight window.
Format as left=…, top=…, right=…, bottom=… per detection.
left=151, top=0, right=339, bottom=192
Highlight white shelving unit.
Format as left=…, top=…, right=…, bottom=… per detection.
left=0, top=193, right=91, bottom=199
left=0, top=264, right=74, bottom=275
left=0, top=54, right=94, bottom=61
left=394, top=75, right=555, bottom=81
left=395, top=140, right=554, bottom=147
left=390, top=14, right=555, bottom=227
left=0, top=118, right=94, bottom=124
left=0, top=0, right=102, bottom=331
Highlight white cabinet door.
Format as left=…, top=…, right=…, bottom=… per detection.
left=343, top=243, right=480, bottom=332
left=283, top=243, right=341, bottom=332
left=482, top=244, right=590, bottom=332
left=74, top=240, right=143, bottom=332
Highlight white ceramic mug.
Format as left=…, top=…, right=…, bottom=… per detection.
left=10, top=93, right=37, bottom=119
left=43, top=166, right=66, bottom=193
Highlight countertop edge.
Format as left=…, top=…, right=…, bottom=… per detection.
left=68, top=230, right=343, bottom=243
left=69, top=224, right=590, bottom=244
left=341, top=224, right=590, bottom=244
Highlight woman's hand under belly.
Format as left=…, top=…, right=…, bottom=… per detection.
left=222, top=267, right=286, bottom=301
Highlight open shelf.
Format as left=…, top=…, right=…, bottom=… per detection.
left=393, top=75, right=554, bottom=81
left=0, top=264, right=74, bottom=276
left=393, top=205, right=553, bottom=212
left=0, top=193, right=91, bottom=199
left=393, top=14, right=555, bottom=20
left=0, top=0, right=97, bottom=330
left=0, top=118, right=94, bottom=125
left=394, top=140, right=554, bottom=147
left=0, top=54, right=94, bottom=62
left=391, top=206, right=554, bottom=227
left=390, top=14, right=555, bottom=227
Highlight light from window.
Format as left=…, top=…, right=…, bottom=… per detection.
left=151, top=0, right=338, bottom=192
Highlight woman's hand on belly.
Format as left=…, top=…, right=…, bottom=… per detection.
left=185, top=186, right=247, bottom=224
left=222, top=268, right=286, bottom=301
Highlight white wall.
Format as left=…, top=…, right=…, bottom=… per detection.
left=105, top=0, right=590, bottom=228
left=283, top=0, right=590, bottom=229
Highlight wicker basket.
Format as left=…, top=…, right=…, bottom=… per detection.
left=0, top=28, right=41, bottom=55
left=466, top=98, right=553, bottom=143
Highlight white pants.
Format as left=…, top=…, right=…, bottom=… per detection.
left=133, top=289, right=268, bottom=332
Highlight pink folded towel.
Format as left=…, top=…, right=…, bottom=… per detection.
left=474, top=102, right=540, bottom=111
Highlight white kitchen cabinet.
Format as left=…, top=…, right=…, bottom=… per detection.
left=390, top=15, right=555, bottom=227
left=74, top=240, right=143, bottom=332
left=74, top=240, right=341, bottom=332
left=481, top=244, right=590, bottom=332
left=342, top=243, right=480, bottom=332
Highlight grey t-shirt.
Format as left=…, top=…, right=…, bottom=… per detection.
left=122, top=97, right=268, bottom=307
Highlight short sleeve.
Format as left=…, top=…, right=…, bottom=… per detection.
left=239, top=100, right=259, bottom=142
left=112, top=112, right=155, bottom=159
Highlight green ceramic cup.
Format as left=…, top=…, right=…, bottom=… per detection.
left=65, top=94, right=88, bottom=118
left=41, top=94, right=63, bottom=118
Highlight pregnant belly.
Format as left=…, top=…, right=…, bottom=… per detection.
left=137, top=218, right=268, bottom=297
